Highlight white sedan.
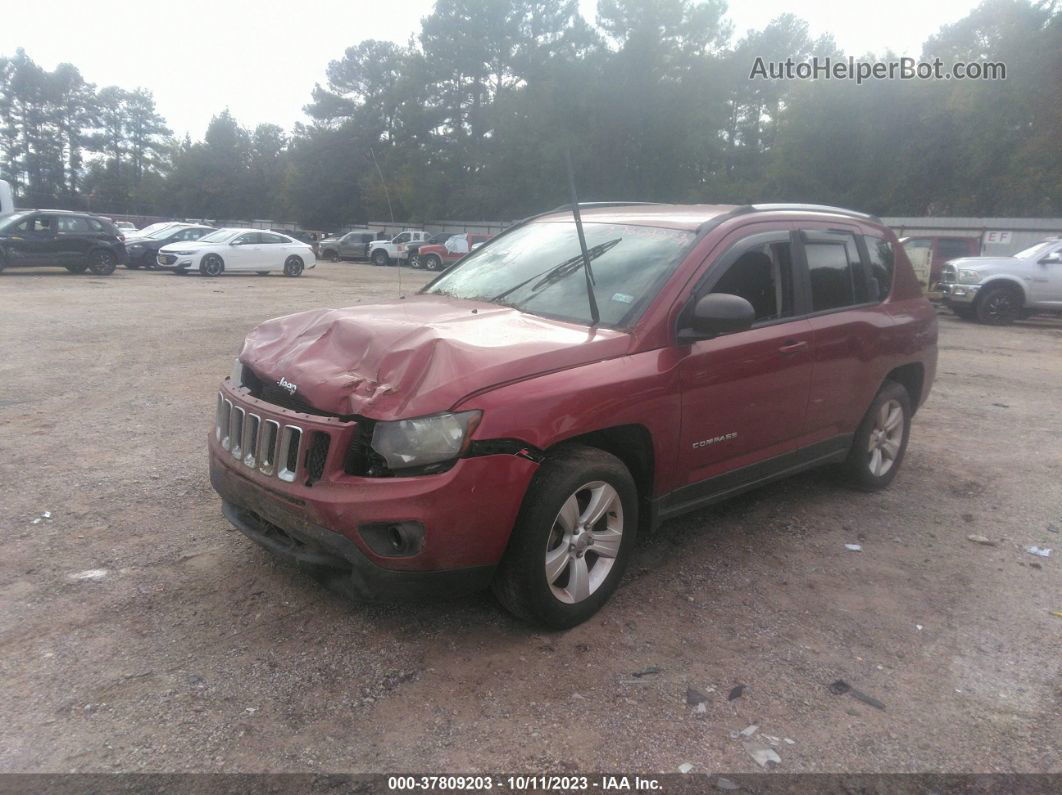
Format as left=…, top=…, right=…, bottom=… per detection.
left=156, top=228, right=316, bottom=277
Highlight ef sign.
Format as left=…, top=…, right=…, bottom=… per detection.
left=985, top=231, right=1012, bottom=244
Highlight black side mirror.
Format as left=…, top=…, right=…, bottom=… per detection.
left=680, top=293, right=756, bottom=342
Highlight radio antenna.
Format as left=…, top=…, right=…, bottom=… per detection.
left=564, top=145, right=599, bottom=326
left=369, top=146, right=402, bottom=296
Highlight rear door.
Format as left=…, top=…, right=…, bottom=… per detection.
left=259, top=232, right=291, bottom=268
left=798, top=226, right=896, bottom=443
left=55, top=215, right=94, bottom=265
left=677, top=226, right=814, bottom=485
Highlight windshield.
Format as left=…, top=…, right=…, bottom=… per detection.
left=423, top=221, right=694, bottom=327
left=1012, top=241, right=1054, bottom=259
left=198, top=229, right=239, bottom=244
left=0, top=211, right=32, bottom=233
left=134, top=222, right=172, bottom=237
left=147, top=224, right=182, bottom=240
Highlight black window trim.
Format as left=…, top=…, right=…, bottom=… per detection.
left=680, top=228, right=811, bottom=335
left=794, top=227, right=882, bottom=318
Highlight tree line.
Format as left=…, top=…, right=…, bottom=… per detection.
left=1, top=0, right=1059, bottom=229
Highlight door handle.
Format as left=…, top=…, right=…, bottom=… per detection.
left=778, top=339, right=808, bottom=354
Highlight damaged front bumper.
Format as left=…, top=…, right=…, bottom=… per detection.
left=209, top=379, right=540, bottom=600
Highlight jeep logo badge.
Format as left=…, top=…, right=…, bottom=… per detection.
left=277, top=377, right=297, bottom=396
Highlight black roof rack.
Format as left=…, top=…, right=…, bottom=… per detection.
left=739, top=203, right=883, bottom=224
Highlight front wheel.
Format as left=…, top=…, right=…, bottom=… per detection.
left=88, top=250, right=117, bottom=275
left=283, top=256, right=304, bottom=277
left=976, top=285, right=1021, bottom=325
left=492, top=445, right=637, bottom=629
left=372, top=249, right=390, bottom=267
left=199, top=254, right=224, bottom=277
left=842, top=381, right=912, bottom=491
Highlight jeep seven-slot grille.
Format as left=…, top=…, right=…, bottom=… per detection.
left=216, top=393, right=327, bottom=484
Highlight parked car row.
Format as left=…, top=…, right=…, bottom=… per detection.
left=0, top=208, right=318, bottom=278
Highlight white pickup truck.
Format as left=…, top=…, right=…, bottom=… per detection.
left=941, top=237, right=1062, bottom=324
left=367, top=230, right=430, bottom=267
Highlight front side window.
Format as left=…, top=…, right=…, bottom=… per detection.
left=425, top=221, right=694, bottom=328
left=863, top=235, right=895, bottom=301
left=16, top=215, right=55, bottom=233
left=706, top=231, right=796, bottom=323
left=234, top=232, right=259, bottom=245
left=803, top=230, right=868, bottom=312
left=393, top=232, right=411, bottom=244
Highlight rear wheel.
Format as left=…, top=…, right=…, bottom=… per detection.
left=492, top=445, right=637, bottom=629
left=283, top=256, right=304, bottom=277
left=199, top=254, right=224, bottom=277
left=88, top=249, right=117, bottom=275
left=842, top=381, right=911, bottom=491
left=372, top=249, right=391, bottom=267
left=409, top=254, right=422, bottom=269
left=975, top=285, right=1022, bottom=325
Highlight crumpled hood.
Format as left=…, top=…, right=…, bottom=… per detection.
left=239, top=295, right=631, bottom=419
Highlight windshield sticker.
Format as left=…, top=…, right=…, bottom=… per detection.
left=611, top=292, right=634, bottom=304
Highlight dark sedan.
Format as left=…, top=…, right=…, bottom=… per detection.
left=125, top=224, right=215, bottom=269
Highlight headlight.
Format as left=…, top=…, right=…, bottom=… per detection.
left=371, top=411, right=482, bottom=471
left=171, top=250, right=195, bottom=256
left=957, top=269, right=982, bottom=284
left=230, top=358, right=244, bottom=386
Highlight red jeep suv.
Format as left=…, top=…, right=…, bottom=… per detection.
left=209, top=203, right=937, bottom=628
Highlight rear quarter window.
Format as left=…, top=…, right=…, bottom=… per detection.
left=863, top=236, right=895, bottom=301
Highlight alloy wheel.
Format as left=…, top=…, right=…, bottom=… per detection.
left=867, top=399, right=903, bottom=477
left=544, top=481, right=624, bottom=604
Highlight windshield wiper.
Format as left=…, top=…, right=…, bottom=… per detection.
left=489, top=238, right=621, bottom=304
left=565, top=147, right=600, bottom=325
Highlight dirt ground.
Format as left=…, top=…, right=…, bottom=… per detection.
left=0, top=261, right=1059, bottom=775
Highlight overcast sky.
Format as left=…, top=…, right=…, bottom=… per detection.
left=3, top=0, right=981, bottom=139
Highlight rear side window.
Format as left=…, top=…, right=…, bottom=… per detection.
left=260, top=232, right=288, bottom=244
left=57, top=216, right=90, bottom=234
left=802, top=230, right=868, bottom=312
left=863, top=236, right=895, bottom=301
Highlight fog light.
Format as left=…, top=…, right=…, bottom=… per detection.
left=359, top=521, right=426, bottom=558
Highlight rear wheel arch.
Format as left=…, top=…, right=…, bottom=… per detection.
left=883, top=363, right=925, bottom=415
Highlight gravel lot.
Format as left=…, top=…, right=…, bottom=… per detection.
left=0, top=262, right=1059, bottom=774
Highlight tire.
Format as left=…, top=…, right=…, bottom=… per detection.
left=842, top=381, right=912, bottom=491
left=283, top=256, right=304, bottom=277
left=323, top=249, right=339, bottom=262
left=975, top=285, right=1022, bottom=325
left=423, top=253, right=443, bottom=271
left=372, top=249, right=391, bottom=267
left=199, top=254, right=224, bottom=277
left=409, top=254, right=422, bottom=269
left=88, top=249, right=117, bottom=275
left=491, top=445, right=638, bottom=629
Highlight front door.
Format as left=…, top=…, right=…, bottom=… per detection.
left=678, top=227, right=813, bottom=486
left=228, top=232, right=263, bottom=270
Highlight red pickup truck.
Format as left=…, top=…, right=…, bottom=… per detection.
left=209, top=202, right=937, bottom=628
left=413, top=232, right=491, bottom=271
